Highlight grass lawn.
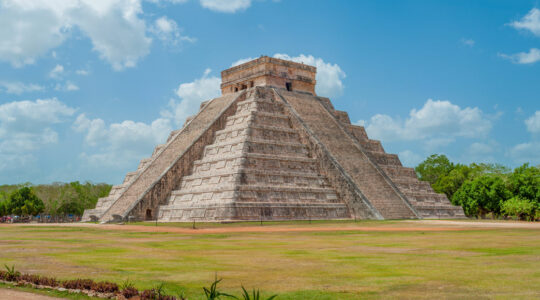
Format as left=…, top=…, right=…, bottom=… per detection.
left=0, top=220, right=539, bottom=299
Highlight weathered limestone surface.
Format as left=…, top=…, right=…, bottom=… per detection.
left=94, top=92, right=242, bottom=223
left=277, top=90, right=418, bottom=219
left=158, top=87, right=350, bottom=221
left=83, top=56, right=464, bottom=222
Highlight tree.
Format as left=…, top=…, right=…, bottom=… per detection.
left=501, top=197, right=537, bottom=221
left=8, top=187, right=44, bottom=216
left=451, top=175, right=511, bottom=218
left=0, top=200, right=8, bottom=217
left=415, top=154, right=454, bottom=185
left=507, top=163, right=540, bottom=204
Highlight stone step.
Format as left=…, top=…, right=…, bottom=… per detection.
left=368, top=152, right=402, bottom=166
left=225, top=111, right=290, bottom=128
left=380, top=165, right=417, bottom=179
left=170, top=185, right=339, bottom=204
left=405, top=191, right=449, bottom=203
left=180, top=168, right=330, bottom=190
left=123, top=171, right=139, bottom=184
left=214, top=125, right=301, bottom=145
left=203, top=138, right=308, bottom=159
left=236, top=98, right=284, bottom=114
left=137, top=158, right=152, bottom=171
left=357, top=139, right=385, bottom=153
left=152, top=144, right=166, bottom=156
left=158, top=202, right=350, bottom=222
left=166, top=129, right=181, bottom=142
left=392, top=179, right=434, bottom=193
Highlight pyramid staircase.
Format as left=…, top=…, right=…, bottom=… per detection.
left=158, top=88, right=350, bottom=221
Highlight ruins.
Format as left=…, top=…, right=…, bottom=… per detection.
left=82, top=56, right=464, bottom=223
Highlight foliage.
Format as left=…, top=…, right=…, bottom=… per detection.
left=241, top=286, right=277, bottom=300
left=62, top=278, right=95, bottom=290
left=7, top=187, right=44, bottom=216
left=501, top=197, right=538, bottom=221
left=3, top=264, right=20, bottom=281
left=0, top=199, right=8, bottom=217
left=415, top=154, right=454, bottom=185
left=451, top=175, right=511, bottom=218
left=0, top=181, right=111, bottom=217
left=507, top=163, right=540, bottom=204
left=203, top=276, right=238, bottom=300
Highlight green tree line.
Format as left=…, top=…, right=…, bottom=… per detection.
left=416, top=154, right=540, bottom=220
left=0, top=182, right=111, bottom=218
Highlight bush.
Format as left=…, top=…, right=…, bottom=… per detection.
left=451, top=175, right=511, bottom=218
left=502, top=197, right=537, bottom=221
left=121, top=286, right=139, bottom=299
left=3, top=265, right=20, bottom=281
left=62, top=278, right=95, bottom=290
left=91, top=281, right=119, bottom=293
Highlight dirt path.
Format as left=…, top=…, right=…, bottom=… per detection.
left=0, top=288, right=62, bottom=300
left=3, top=220, right=538, bottom=234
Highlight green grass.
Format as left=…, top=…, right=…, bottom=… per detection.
left=0, top=221, right=539, bottom=299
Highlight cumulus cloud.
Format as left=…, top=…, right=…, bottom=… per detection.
left=73, top=114, right=172, bottom=169
left=55, top=81, right=79, bottom=92
left=510, top=7, right=540, bottom=36
left=232, top=54, right=346, bottom=98
left=49, top=64, right=64, bottom=79
left=0, top=98, right=75, bottom=171
left=461, top=38, right=475, bottom=47
left=499, top=48, right=540, bottom=64
left=150, top=16, right=195, bottom=47
left=162, top=68, right=221, bottom=126
left=200, top=0, right=251, bottom=13
left=508, top=142, right=540, bottom=164
left=76, top=69, right=89, bottom=76
left=525, top=111, right=540, bottom=134
left=398, top=150, right=423, bottom=167
left=0, top=0, right=151, bottom=70
left=0, top=81, right=44, bottom=94
left=358, top=99, right=492, bottom=149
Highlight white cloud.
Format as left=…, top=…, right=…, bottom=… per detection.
left=0, top=81, right=44, bottom=94
left=525, top=111, right=540, bottom=134
left=232, top=54, right=346, bottom=98
left=55, top=81, right=79, bottom=92
left=510, top=8, right=540, bottom=36
left=508, top=142, right=540, bottom=164
left=273, top=54, right=346, bottom=97
left=461, top=38, right=475, bottom=46
left=49, top=64, right=64, bottom=79
left=0, top=0, right=151, bottom=70
left=150, top=16, right=195, bottom=47
left=162, top=68, right=221, bottom=126
left=358, top=99, right=492, bottom=149
left=76, top=69, right=89, bottom=76
left=73, top=113, right=172, bottom=169
left=0, top=98, right=76, bottom=168
left=200, top=0, right=251, bottom=13
left=499, top=48, right=540, bottom=64
left=398, top=150, right=422, bottom=167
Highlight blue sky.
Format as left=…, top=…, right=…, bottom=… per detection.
left=0, top=0, right=539, bottom=184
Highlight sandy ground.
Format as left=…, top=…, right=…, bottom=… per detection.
left=0, top=288, right=61, bottom=300
left=3, top=219, right=539, bottom=234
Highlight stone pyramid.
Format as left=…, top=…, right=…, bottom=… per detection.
left=82, top=56, right=464, bottom=223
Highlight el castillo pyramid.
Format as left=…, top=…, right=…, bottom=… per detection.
left=82, top=56, right=464, bottom=223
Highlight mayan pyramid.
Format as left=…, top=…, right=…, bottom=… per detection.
left=82, top=56, right=464, bottom=223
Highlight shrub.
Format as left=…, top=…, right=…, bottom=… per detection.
left=62, top=278, right=95, bottom=290
left=39, top=276, right=59, bottom=287
left=240, top=286, right=277, bottom=300
left=140, top=289, right=157, bottom=300
left=20, top=273, right=41, bottom=284
left=3, top=265, right=20, bottom=281
left=91, top=281, right=119, bottom=293
left=203, top=276, right=237, bottom=300
left=121, top=286, right=139, bottom=299
left=502, top=197, right=537, bottom=221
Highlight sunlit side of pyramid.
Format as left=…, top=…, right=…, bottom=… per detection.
left=82, top=56, right=464, bottom=223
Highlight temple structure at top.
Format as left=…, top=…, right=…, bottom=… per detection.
left=82, top=56, right=464, bottom=223
left=221, top=56, right=316, bottom=95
